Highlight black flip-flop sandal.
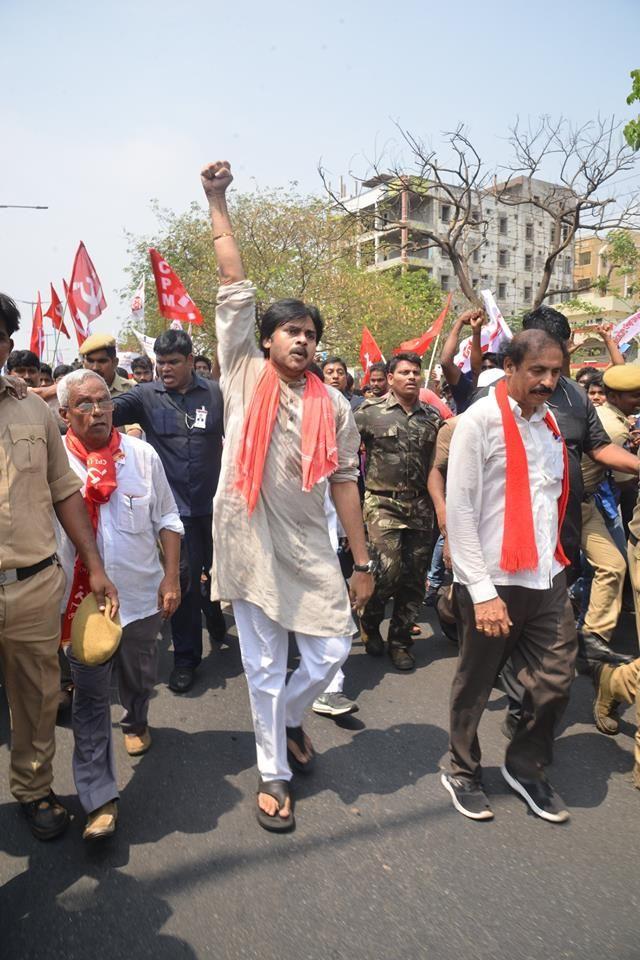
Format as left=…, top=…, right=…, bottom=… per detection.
left=256, top=779, right=294, bottom=833
left=286, top=726, right=316, bottom=775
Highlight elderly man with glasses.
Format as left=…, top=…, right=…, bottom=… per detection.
left=57, top=369, right=183, bottom=841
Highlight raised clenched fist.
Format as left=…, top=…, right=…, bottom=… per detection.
left=458, top=308, right=484, bottom=327
left=200, top=161, right=233, bottom=200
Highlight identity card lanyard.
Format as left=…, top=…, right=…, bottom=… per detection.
left=164, top=395, right=208, bottom=431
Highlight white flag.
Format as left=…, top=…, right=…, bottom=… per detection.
left=612, top=309, right=640, bottom=347
left=132, top=328, right=156, bottom=365
left=454, top=290, right=513, bottom=373
left=130, top=278, right=145, bottom=324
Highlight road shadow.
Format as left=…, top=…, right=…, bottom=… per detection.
left=479, top=725, right=638, bottom=813
left=551, top=729, right=638, bottom=807
left=345, top=607, right=458, bottom=701
left=293, top=722, right=449, bottom=805
left=153, top=614, right=244, bottom=698
left=0, top=724, right=256, bottom=957
left=0, top=726, right=254, bottom=858
left=1, top=845, right=197, bottom=960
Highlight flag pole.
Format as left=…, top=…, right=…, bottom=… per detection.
left=426, top=331, right=442, bottom=384
left=51, top=291, right=74, bottom=363
left=51, top=314, right=63, bottom=364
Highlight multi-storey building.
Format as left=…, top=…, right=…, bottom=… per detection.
left=574, top=232, right=640, bottom=298
left=341, top=175, right=575, bottom=317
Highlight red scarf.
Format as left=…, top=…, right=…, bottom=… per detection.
left=495, top=377, right=570, bottom=573
left=61, top=428, right=123, bottom=642
left=235, top=362, right=338, bottom=515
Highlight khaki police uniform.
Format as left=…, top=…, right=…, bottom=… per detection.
left=624, top=488, right=640, bottom=787
left=355, top=393, right=439, bottom=651
left=79, top=332, right=140, bottom=434
left=0, top=378, right=81, bottom=801
left=580, top=393, right=638, bottom=644
left=601, top=656, right=640, bottom=788
left=579, top=407, right=628, bottom=644
left=627, top=493, right=640, bottom=648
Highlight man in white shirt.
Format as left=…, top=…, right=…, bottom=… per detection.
left=442, top=329, right=576, bottom=824
left=57, top=370, right=183, bottom=841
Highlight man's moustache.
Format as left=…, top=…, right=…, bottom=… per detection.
left=532, top=387, right=553, bottom=395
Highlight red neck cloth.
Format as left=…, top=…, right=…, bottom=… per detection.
left=235, top=362, right=338, bottom=515
left=495, top=377, right=569, bottom=573
left=61, top=428, right=122, bottom=641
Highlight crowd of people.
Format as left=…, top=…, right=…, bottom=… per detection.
left=0, top=159, right=638, bottom=843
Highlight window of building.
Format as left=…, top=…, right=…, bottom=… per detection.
left=525, top=222, right=534, bottom=241
left=524, top=252, right=533, bottom=271
left=524, top=285, right=532, bottom=302
left=441, top=204, right=451, bottom=223
left=440, top=274, right=450, bottom=290
left=498, top=282, right=507, bottom=299
left=561, top=224, right=570, bottom=242
left=472, top=248, right=480, bottom=264
left=472, top=278, right=479, bottom=288
left=499, top=216, right=508, bottom=235
left=471, top=207, right=480, bottom=223
left=499, top=249, right=509, bottom=267
left=564, top=256, right=572, bottom=273
left=578, top=251, right=592, bottom=266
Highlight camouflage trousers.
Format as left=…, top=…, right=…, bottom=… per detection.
left=361, top=521, right=433, bottom=650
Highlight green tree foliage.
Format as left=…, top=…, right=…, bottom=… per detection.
left=624, top=69, right=640, bottom=151
left=600, top=229, right=640, bottom=294
left=121, top=187, right=443, bottom=365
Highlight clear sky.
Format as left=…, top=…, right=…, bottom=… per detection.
left=2, top=0, right=639, bottom=358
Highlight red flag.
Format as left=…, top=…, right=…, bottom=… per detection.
left=359, top=326, right=384, bottom=386
left=149, top=248, right=203, bottom=325
left=63, top=278, right=88, bottom=348
left=68, top=241, right=107, bottom=331
left=393, top=293, right=452, bottom=356
left=44, top=283, right=70, bottom=339
left=30, top=292, right=45, bottom=359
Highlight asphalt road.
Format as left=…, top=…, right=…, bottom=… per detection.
left=1, top=606, right=638, bottom=960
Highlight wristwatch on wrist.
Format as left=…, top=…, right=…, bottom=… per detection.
left=353, top=560, right=374, bottom=574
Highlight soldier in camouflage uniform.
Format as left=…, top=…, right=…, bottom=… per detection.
left=355, top=352, right=440, bottom=670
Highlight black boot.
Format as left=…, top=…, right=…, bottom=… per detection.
left=576, top=631, right=634, bottom=676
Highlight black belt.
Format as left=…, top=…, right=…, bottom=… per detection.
left=630, top=533, right=638, bottom=547
left=0, top=554, right=57, bottom=586
left=366, top=489, right=423, bottom=501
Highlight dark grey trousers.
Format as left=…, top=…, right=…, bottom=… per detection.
left=449, top=573, right=577, bottom=782
left=66, top=612, right=162, bottom=814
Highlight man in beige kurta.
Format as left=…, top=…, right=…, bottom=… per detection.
left=212, top=280, right=361, bottom=637
left=202, top=160, right=374, bottom=831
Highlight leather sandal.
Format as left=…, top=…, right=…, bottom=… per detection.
left=286, top=725, right=316, bottom=774
left=256, top=779, right=294, bottom=832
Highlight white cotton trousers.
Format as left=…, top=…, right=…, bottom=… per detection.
left=324, top=667, right=345, bottom=694
left=232, top=600, right=351, bottom=782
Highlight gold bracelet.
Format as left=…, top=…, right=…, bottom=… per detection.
left=213, top=231, right=234, bottom=241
